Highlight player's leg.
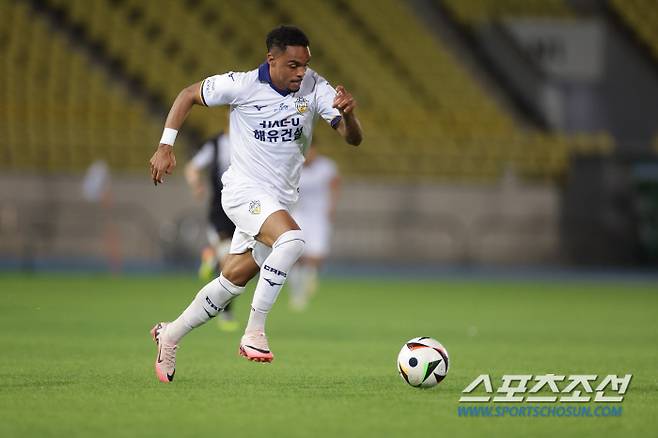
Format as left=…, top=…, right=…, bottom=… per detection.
left=199, top=207, right=231, bottom=281
left=303, top=256, right=322, bottom=296
left=216, top=228, right=238, bottom=331
left=198, top=227, right=220, bottom=282
left=151, top=243, right=259, bottom=383
left=289, top=256, right=323, bottom=311
left=167, top=251, right=258, bottom=341
left=218, top=294, right=238, bottom=332
left=287, top=211, right=307, bottom=310
left=215, top=221, right=235, bottom=267
left=238, top=210, right=305, bottom=362
left=163, top=274, right=241, bottom=339
left=287, top=261, right=304, bottom=310
left=289, top=217, right=328, bottom=310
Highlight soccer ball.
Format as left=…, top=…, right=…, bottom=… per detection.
left=397, top=337, right=449, bottom=388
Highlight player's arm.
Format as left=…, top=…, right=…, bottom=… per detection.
left=149, top=81, right=205, bottom=185
left=332, top=85, right=363, bottom=146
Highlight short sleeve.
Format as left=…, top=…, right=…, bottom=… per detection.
left=314, top=76, right=342, bottom=129
left=190, top=142, right=214, bottom=169
left=200, top=72, right=248, bottom=107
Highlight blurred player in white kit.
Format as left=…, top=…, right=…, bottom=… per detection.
left=288, top=143, right=340, bottom=311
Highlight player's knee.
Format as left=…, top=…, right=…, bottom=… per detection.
left=221, top=265, right=249, bottom=287
left=221, top=254, right=259, bottom=286
left=273, top=229, right=305, bottom=260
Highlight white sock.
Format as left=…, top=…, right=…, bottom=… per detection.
left=164, top=274, right=245, bottom=343
left=246, top=230, right=305, bottom=333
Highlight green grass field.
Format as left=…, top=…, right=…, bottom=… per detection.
left=1, top=273, right=656, bottom=437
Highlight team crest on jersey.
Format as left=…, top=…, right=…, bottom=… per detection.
left=294, top=96, right=309, bottom=114
left=249, top=200, right=261, bottom=215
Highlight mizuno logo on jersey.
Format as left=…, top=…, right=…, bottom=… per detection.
left=254, top=104, right=266, bottom=111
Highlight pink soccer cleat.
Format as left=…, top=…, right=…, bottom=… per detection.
left=150, top=322, right=178, bottom=383
left=239, top=331, right=274, bottom=363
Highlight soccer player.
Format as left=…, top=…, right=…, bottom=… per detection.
left=184, top=130, right=238, bottom=331
left=148, top=25, right=362, bottom=382
left=288, top=143, right=340, bottom=311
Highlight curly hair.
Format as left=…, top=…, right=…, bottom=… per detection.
left=266, top=25, right=309, bottom=52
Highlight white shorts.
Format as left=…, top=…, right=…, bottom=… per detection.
left=221, top=185, right=288, bottom=254
left=293, top=212, right=331, bottom=258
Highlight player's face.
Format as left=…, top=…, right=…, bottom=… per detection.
left=268, top=45, right=311, bottom=92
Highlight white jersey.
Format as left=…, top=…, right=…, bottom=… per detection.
left=200, top=63, right=342, bottom=205
left=294, top=156, right=338, bottom=220
left=190, top=133, right=231, bottom=174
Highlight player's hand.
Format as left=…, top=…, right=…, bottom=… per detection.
left=333, top=85, right=357, bottom=116
left=149, top=144, right=177, bottom=185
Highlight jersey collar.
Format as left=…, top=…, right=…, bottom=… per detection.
left=258, top=62, right=291, bottom=97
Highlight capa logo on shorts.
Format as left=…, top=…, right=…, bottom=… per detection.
left=249, top=200, right=261, bottom=215
left=459, top=374, right=632, bottom=403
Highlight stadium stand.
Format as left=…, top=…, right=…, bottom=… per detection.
left=0, top=0, right=166, bottom=170
left=0, top=0, right=613, bottom=180
left=442, top=0, right=573, bottom=25
left=609, top=0, right=658, bottom=61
